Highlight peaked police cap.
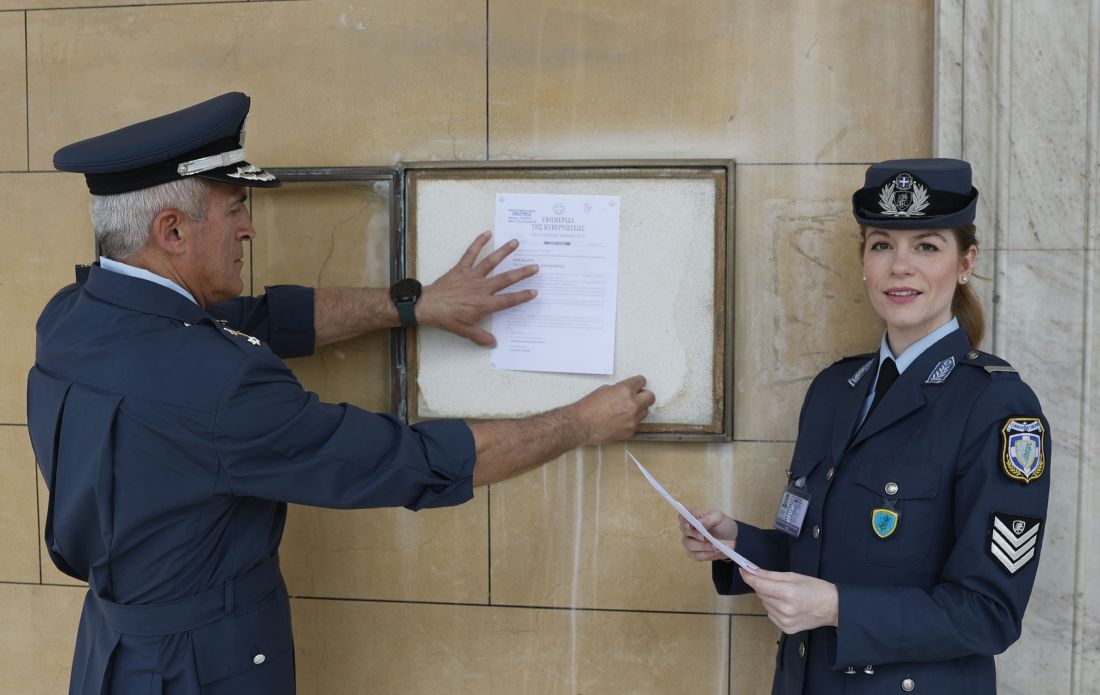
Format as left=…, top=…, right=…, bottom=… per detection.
left=53, top=92, right=279, bottom=195
left=852, top=158, right=978, bottom=229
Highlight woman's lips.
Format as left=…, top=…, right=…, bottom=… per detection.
left=884, top=287, right=921, bottom=304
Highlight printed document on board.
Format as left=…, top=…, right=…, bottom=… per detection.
left=491, top=192, right=620, bottom=375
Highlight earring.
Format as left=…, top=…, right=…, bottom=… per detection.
left=960, top=276, right=969, bottom=284
left=862, top=276, right=867, bottom=282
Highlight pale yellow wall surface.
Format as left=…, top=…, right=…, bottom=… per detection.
left=1, top=1, right=943, bottom=694
left=0, top=13, right=26, bottom=170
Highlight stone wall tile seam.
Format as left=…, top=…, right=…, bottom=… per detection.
left=16, top=0, right=298, bottom=14
left=23, top=9, right=28, bottom=171
left=288, top=593, right=763, bottom=618
left=990, top=0, right=1013, bottom=355
left=1072, top=2, right=1100, bottom=691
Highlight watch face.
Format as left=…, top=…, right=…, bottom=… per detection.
left=390, top=278, right=422, bottom=302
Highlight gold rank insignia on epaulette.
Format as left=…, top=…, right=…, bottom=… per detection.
left=1000, top=417, right=1045, bottom=483
left=221, top=326, right=262, bottom=347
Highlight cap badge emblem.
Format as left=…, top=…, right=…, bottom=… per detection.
left=227, top=164, right=277, bottom=182
left=878, top=172, right=930, bottom=217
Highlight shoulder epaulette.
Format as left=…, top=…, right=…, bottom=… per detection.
left=959, top=349, right=1018, bottom=376
left=205, top=318, right=265, bottom=353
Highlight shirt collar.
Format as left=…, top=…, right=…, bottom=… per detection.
left=99, top=256, right=198, bottom=305
left=878, top=316, right=961, bottom=375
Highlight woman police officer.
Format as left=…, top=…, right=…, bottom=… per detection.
left=680, top=159, right=1050, bottom=694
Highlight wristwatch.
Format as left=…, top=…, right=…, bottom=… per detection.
left=389, top=278, right=422, bottom=328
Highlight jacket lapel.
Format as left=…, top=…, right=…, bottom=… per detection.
left=849, top=376, right=925, bottom=448
left=831, top=357, right=874, bottom=464
left=848, top=328, right=973, bottom=450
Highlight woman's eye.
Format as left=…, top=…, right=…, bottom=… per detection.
left=916, top=242, right=940, bottom=252
left=871, top=241, right=890, bottom=251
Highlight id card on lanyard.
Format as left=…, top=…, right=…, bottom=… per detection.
left=775, top=477, right=811, bottom=537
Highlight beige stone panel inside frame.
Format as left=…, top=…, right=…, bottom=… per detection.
left=251, top=181, right=392, bottom=411
left=490, top=440, right=790, bottom=615
left=488, top=0, right=933, bottom=163
left=291, top=597, right=731, bottom=694
left=25, top=0, right=487, bottom=170
left=0, top=173, right=95, bottom=424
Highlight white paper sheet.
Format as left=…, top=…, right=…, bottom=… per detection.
left=628, top=451, right=759, bottom=573
left=490, top=192, right=620, bottom=375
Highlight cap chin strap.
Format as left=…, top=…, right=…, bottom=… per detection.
left=177, top=148, right=246, bottom=176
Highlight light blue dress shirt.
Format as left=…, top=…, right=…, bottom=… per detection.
left=99, top=256, right=197, bottom=305
left=857, top=316, right=962, bottom=426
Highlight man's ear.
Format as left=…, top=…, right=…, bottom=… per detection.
left=149, top=209, right=186, bottom=255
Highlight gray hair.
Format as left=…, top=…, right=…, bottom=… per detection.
left=90, top=177, right=209, bottom=260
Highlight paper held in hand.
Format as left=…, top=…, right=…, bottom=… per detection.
left=628, top=451, right=759, bottom=574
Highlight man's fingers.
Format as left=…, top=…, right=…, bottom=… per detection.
left=489, top=264, right=538, bottom=291
left=616, top=375, right=648, bottom=394
left=474, top=238, right=520, bottom=275
left=488, top=288, right=538, bottom=312
left=458, top=231, right=493, bottom=268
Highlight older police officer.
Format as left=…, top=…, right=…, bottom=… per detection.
left=679, top=159, right=1050, bottom=693
left=29, top=92, right=654, bottom=695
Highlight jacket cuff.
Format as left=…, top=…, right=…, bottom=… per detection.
left=405, top=419, right=477, bottom=510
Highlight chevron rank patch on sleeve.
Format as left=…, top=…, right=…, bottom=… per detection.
left=989, top=513, right=1042, bottom=575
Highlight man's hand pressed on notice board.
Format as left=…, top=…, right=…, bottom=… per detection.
left=312, top=231, right=538, bottom=348
left=417, top=230, right=539, bottom=347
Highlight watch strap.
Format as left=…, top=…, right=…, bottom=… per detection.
left=395, top=299, right=417, bottom=328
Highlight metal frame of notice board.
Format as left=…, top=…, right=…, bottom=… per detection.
left=269, top=160, right=734, bottom=442
left=400, top=160, right=734, bottom=442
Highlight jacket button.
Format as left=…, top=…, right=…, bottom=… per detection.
left=885, top=482, right=899, bottom=495
left=844, top=666, right=856, bottom=675
left=253, top=654, right=266, bottom=665
left=901, top=677, right=916, bottom=691
left=863, top=665, right=875, bottom=675
left=825, top=468, right=835, bottom=482
left=812, top=525, right=821, bottom=539
left=798, top=641, right=806, bottom=658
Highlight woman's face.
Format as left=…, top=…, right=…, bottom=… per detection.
left=861, top=227, right=976, bottom=354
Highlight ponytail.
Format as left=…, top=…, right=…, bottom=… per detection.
left=950, top=223, right=984, bottom=348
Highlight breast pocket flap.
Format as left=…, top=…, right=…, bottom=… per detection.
left=852, top=456, right=940, bottom=500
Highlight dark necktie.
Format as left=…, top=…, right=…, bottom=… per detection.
left=867, top=357, right=899, bottom=418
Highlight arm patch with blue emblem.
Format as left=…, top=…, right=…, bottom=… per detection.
left=1000, top=417, right=1045, bottom=483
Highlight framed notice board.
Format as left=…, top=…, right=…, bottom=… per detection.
left=402, top=161, right=733, bottom=441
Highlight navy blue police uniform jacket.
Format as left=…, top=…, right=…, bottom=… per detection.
left=713, top=327, right=1050, bottom=694
left=27, top=265, right=477, bottom=695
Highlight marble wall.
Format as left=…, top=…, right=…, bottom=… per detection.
left=935, top=2, right=1100, bottom=693
left=3, top=1, right=1086, bottom=693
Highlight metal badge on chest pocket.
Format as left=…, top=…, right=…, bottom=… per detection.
left=848, top=455, right=941, bottom=567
